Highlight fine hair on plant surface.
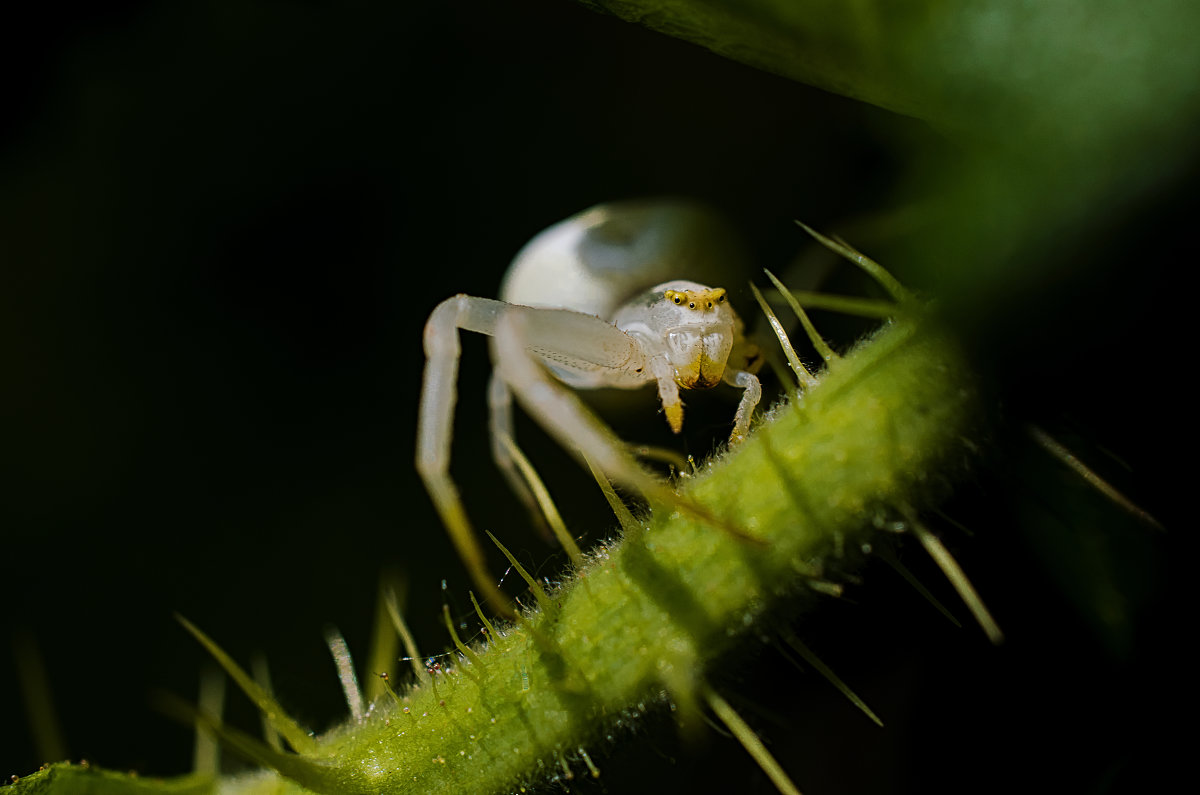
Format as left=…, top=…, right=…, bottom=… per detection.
left=5, top=2, right=1187, bottom=793
left=15, top=227, right=1000, bottom=795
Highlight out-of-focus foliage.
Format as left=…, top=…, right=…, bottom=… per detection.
left=576, top=3, right=1192, bottom=675
left=581, top=0, right=1200, bottom=311
left=3, top=1, right=1189, bottom=793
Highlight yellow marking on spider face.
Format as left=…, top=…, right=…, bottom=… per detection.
left=673, top=341, right=726, bottom=390
left=675, top=356, right=723, bottom=389
left=663, top=287, right=728, bottom=310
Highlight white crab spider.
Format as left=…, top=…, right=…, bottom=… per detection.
left=416, top=200, right=762, bottom=613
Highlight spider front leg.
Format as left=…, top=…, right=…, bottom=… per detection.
left=725, top=368, right=761, bottom=443
left=417, top=295, right=517, bottom=615
left=648, top=356, right=685, bottom=434
left=487, top=303, right=668, bottom=519
left=487, top=372, right=555, bottom=543
left=419, top=297, right=653, bottom=614
left=647, top=344, right=760, bottom=443
left=492, top=311, right=761, bottom=544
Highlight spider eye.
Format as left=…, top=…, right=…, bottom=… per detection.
left=688, top=302, right=695, bottom=308
left=673, top=296, right=682, bottom=304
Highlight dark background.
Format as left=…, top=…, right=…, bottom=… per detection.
left=2, top=2, right=1189, bottom=793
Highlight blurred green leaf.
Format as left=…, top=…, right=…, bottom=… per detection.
left=580, top=0, right=1200, bottom=317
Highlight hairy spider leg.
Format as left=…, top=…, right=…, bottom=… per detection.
left=491, top=310, right=656, bottom=502
left=419, top=296, right=516, bottom=615
left=486, top=373, right=555, bottom=542
left=418, top=295, right=649, bottom=616
left=491, top=309, right=763, bottom=545
left=724, top=367, right=761, bottom=443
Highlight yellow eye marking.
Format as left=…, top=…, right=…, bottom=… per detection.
left=663, top=287, right=727, bottom=310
